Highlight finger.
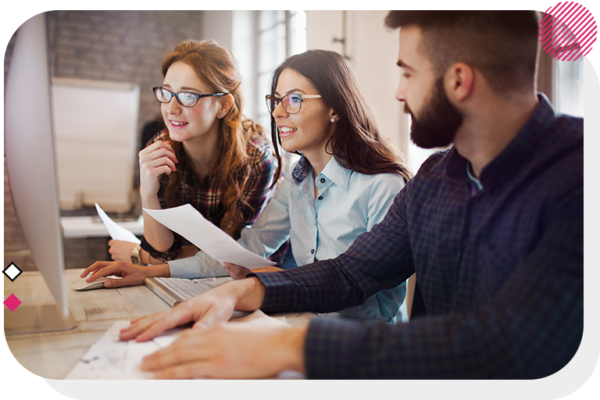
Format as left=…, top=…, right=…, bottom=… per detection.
left=135, top=306, right=195, bottom=342
left=104, top=277, right=133, bottom=288
left=143, top=146, right=177, bottom=165
left=146, top=165, right=174, bottom=177
left=120, top=312, right=167, bottom=336
left=119, top=314, right=164, bottom=340
left=223, top=267, right=237, bottom=280
left=108, top=239, right=115, bottom=246
left=129, top=314, right=154, bottom=325
left=223, top=264, right=246, bottom=280
left=140, top=140, right=174, bottom=157
left=146, top=156, right=177, bottom=173
left=82, top=261, right=111, bottom=279
left=223, top=264, right=233, bottom=276
left=142, top=334, right=209, bottom=372
left=88, top=263, right=120, bottom=281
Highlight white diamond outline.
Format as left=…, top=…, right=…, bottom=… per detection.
left=3, top=262, right=23, bottom=282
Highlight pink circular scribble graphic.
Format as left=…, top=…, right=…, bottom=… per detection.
left=539, top=2, right=597, bottom=60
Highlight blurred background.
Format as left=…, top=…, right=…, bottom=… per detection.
left=3, top=10, right=583, bottom=272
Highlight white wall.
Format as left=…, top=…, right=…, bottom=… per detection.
left=201, top=11, right=233, bottom=51
left=206, top=10, right=424, bottom=172
left=306, top=10, right=410, bottom=165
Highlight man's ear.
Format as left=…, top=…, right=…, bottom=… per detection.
left=445, top=62, right=474, bottom=103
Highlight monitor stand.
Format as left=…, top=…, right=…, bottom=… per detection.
left=5, top=305, right=77, bottom=335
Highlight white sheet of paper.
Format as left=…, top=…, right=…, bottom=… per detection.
left=95, top=203, right=141, bottom=244
left=66, top=311, right=303, bottom=379
left=143, top=204, right=275, bottom=269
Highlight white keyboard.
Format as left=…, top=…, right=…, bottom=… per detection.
left=145, top=277, right=250, bottom=318
left=154, top=277, right=212, bottom=302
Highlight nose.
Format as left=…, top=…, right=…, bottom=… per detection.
left=395, top=76, right=407, bottom=103
left=166, top=96, right=181, bottom=114
left=271, top=100, right=288, bottom=119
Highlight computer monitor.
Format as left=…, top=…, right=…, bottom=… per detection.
left=4, top=14, right=76, bottom=333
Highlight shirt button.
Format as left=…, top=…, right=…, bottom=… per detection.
left=318, top=196, right=323, bottom=200
left=320, top=178, right=325, bottom=183
left=311, top=249, right=315, bottom=254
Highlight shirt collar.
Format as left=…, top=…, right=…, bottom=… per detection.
left=446, top=93, right=556, bottom=189
left=291, top=155, right=352, bottom=191
left=291, top=155, right=312, bottom=185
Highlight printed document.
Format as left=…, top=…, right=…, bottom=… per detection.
left=143, top=204, right=275, bottom=269
left=66, top=311, right=295, bottom=379
left=95, top=203, right=141, bottom=244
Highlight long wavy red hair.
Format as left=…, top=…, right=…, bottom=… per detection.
left=160, top=39, right=273, bottom=237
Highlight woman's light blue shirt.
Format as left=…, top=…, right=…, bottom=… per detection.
left=168, top=156, right=407, bottom=322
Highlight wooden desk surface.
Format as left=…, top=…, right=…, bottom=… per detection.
left=4, top=269, right=312, bottom=379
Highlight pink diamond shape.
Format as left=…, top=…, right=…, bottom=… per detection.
left=4, top=294, right=22, bottom=311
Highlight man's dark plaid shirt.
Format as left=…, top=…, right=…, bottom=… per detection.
left=142, top=130, right=281, bottom=261
left=253, top=95, right=583, bottom=379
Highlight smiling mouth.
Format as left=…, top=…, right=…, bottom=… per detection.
left=170, top=120, right=188, bottom=127
left=278, top=127, right=297, bottom=137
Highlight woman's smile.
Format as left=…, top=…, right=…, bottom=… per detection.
left=278, top=125, right=297, bottom=138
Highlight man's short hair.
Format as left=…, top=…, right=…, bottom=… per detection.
left=385, top=11, right=540, bottom=94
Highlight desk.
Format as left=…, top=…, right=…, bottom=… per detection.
left=61, top=215, right=144, bottom=239
left=4, top=269, right=313, bottom=379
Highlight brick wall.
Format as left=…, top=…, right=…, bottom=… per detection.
left=4, top=11, right=206, bottom=271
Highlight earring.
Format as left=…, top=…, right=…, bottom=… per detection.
left=330, top=118, right=335, bottom=123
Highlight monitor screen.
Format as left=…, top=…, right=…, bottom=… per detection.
left=5, top=13, right=69, bottom=318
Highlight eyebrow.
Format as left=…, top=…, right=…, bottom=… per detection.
left=274, top=88, right=307, bottom=96
left=396, top=59, right=415, bottom=72
left=162, top=83, right=203, bottom=93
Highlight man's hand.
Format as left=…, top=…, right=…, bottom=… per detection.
left=141, top=323, right=308, bottom=379
left=80, top=261, right=168, bottom=288
left=119, top=277, right=265, bottom=342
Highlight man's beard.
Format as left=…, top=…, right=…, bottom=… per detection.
left=405, top=77, right=463, bottom=149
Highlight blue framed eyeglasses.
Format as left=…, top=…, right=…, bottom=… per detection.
left=265, top=93, right=322, bottom=114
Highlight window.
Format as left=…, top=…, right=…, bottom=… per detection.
left=554, top=57, right=584, bottom=117
left=256, top=11, right=306, bottom=130
left=540, top=13, right=584, bottom=117
left=255, top=11, right=306, bottom=173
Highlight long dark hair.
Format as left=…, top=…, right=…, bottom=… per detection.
left=269, top=50, right=412, bottom=183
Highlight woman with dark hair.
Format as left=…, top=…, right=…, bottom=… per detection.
left=84, top=49, right=411, bottom=322
left=221, top=50, right=412, bottom=322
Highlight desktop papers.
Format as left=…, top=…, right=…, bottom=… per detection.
left=143, top=204, right=275, bottom=269
left=67, top=311, right=291, bottom=379
left=66, top=320, right=156, bottom=379
left=95, top=203, right=141, bottom=244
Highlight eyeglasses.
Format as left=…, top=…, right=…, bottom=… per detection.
left=265, top=93, right=322, bottom=114
left=153, top=87, right=228, bottom=108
